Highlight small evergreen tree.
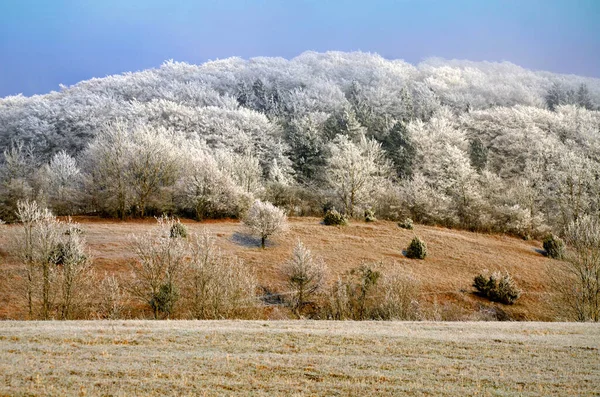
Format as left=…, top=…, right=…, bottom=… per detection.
left=469, top=137, right=488, bottom=172
left=543, top=234, right=565, bottom=259
left=281, top=241, right=327, bottom=317
left=473, top=271, right=521, bottom=304
left=323, top=209, right=348, bottom=226
left=406, top=237, right=427, bottom=259
left=170, top=221, right=188, bottom=238
left=398, top=218, right=414, bottom=230
left=364, top=208, right=376, bottom=222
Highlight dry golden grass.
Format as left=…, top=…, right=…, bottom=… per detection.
left=0, top=320, right=598, bottom=396
left=1, top=217, right=559, bottom=319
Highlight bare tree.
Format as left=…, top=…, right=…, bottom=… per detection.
left=15, top=200, right=61, bottom=319
left=55, top=222, right=92, bottom=320
left=281, top=241, right=327, bottom=317
left=14, top=201, right=92, bottom=319
left=242, top=200, right=288, bottom=249
left=556, top=216, right=600, bottom=321
left=98, top=273, right=125, bottom=319
left=185, top=231, right=258, bottom=319
left=129, top=216, right=188, bottom=318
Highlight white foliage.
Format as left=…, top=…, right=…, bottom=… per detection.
left=243, top=200, right=288, bottom=248
left=325, top=134, right=392, bottom=217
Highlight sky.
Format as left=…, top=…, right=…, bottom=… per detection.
left=0, top=0, right=599, bottom=97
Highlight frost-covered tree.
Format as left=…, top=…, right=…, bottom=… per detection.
left=549, top=152, right=597, bottom=228
left=408, top=109, right=481, bottom=227
left=83, top=122, right=181, bottom=218
left=325, top=134, right=392, bottom=217
left=42, top=151, right=81, bottom=215
left=381, top=121, right=415, bottom=179
left=557, top=216, right=600, bottom=321
left=129, top=216, right=188, bottom=318
left=243, top=200, right=288, bottom=248
left=14, top=200, right=91, bottom=319
left=125, top=125, right=181, bottom=217
left=82, top=122, right=132, bottom=219
left=281, top=241, right=327, bottom=317
left=216, top=150, right=263, bottom=195
left=0, top=142, right=39, bottom=222
left=284, top=112, right=330, bottom=181
left=177, top=143, right=249, bottom=220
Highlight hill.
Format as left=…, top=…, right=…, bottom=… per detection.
left=0, top=217, right=560, bottom=320
left=1, top=51, right=600, bottom=241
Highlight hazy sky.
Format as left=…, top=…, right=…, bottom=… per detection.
left=1, top=0, right=599, bottom=97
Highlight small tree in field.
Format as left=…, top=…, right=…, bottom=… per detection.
left=14, top=200, right=92, bottom=319
left=556, top=216, right=600, bottom=321
left=281, top=241, right=327, bottom=317
left=185, top=231, right=258, bottom=319
left=243, top=200, right=288, bottom=248
left=543, top=234, right=565, bottom=259
left=129, top=216, right=187, bottom=318
left=406, top=237, right=427, bottom=259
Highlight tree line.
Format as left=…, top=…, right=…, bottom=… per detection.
left=0, top=51, right=599, bottom=238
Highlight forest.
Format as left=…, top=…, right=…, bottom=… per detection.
left=1, top=51, right=599, bottom=238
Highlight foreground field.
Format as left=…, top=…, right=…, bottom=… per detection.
left=0, top=321, right=598, bottom=396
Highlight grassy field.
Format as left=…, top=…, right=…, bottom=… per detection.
left=0, top=217, right=558, bottom=320
left=0, top=320, right=598, bottom=396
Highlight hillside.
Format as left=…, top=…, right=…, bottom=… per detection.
left=0, top=217, right=559, bottom=320
left=0, top=321, right=598, bottom=396
left=1, top=51, right=600, bottom=242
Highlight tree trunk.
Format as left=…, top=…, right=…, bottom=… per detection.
left=42, top=262, right=50, bottom=320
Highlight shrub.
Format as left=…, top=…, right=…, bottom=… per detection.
left=324, top=264, right=381, bottom=320
left=406, top=237, right=427, bottom=259
left=185, top=231, right=259, bottom=319
left=64, top=226, right=83, bottom=236
left=49, top=239, right=87, bottom=266
left=364, top=208, right=376, bottom=222
left=473, top=271, right=521, bottom=304
left=323, top=209, right=347, bottom=226
left=543, top=234, right=564, bottom=259
left=376, top=272, right=421, bottom=320
left=150, top=283, right=179, bottom=318
left=398, top=218, right=414, bottom=230
left=170, top=221, right=188, bottom=238
left=323, top=264, right=420, bottom=320
left=322, top=201, right=335, bottom=215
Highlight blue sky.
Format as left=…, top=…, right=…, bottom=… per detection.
left=1, top=0, right=599, bottom=97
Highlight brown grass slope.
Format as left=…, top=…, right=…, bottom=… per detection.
left=0, top=321, right=599, bottom=396
left=0, top=217, right=559, bottom=320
